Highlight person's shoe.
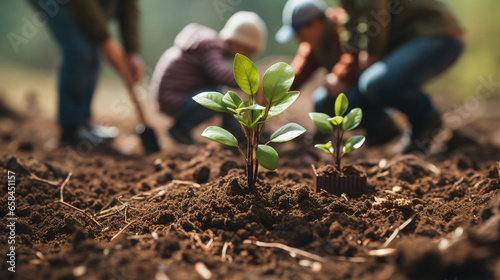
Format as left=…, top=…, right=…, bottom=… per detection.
left=168, top=126, right=194, bottom=145
left=394, top=112, right=442, bottom=154
left=61, top=123, right=119, bottom=145
left=365, top=114, right=401, bottom=147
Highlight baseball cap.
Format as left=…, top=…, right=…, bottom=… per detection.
left=275, top=0, right=327, bottom=43
left=219, top=11, right=268, bottom=54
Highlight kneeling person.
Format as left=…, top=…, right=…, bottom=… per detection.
left=151, top=12, right=267, bottom=144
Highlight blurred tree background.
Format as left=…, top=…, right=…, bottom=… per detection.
left=0, top=0, right=499, bottom=108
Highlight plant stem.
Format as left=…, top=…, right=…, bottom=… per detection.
left=237, top=147, right=248, bottom=164
left=253, top=129, right=260, bottom=184
left=339, top=128, right=345, bottom=169
left=247, top=128, right=255, bottom=191
left=333, top=126, right=340, bottom=169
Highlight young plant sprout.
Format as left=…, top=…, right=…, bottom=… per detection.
left=193, top=54, right=306, bottom=190
left=310, top=93, right=365, bottom=169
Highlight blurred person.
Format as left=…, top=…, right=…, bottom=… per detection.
left=28, top=0, right=144, bottom=144
left=276, top=0, right=464, bottom=153
left=150, top=11, right=267, bottom=145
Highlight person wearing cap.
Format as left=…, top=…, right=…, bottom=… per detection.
left=277, top=0, right=464, bottom=153
left=151, top=11, right=267, bottom=145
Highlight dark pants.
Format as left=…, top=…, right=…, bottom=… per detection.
left=29, top=0, right=101, bottom=129
left=315, top=36, right=464, bottom=134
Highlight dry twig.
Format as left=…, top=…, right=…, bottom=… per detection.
left=243, top=240, right=327, bottom=263
left=125, top=180, right=201, bottom=201
left=191, top=233, right=214, bottom=251
left=35, top=251, right=49, bottom=266
left=96, top=205, right=127, bottom=220
left=16, top=158, right=60, bottom=186
left=382, top=214, right=416, bottom=248
left=57, top=172, right=101, bottom=227
left=368, top=248, right=397, bottom=257
left=221, top=242, right=232, bottom=263
left=110, top=219, right=137, bottom=241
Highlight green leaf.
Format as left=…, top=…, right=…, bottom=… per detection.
left=239, top=99, right=251, bottom=108
left=236, top=104, right=266, bottom=114
left=328, top=116, right=344, bottom=126
left=309, top=113, right=333, bottom=133
left=335, top=93, right=349, bottom=116
left=241, top=110, right=253, bottom=127
left=314, top=141, right=334, bottom=154
left=343, top=136, right=366, bottom=154
left=262, top=62, right=295, bottom=104
left=240, top=104, right=266, bottom=111
left=192, top=91, right=226, bottom=112
left=233, top=53, right=259, bottom=96
left=256, top=145, right=279, bottom=170
left=201, top=126, right=238, bottom=147
left=248, top=113, right=264, bottom=129
left=233, top=114, right=246, bottom=127
left=223, top=91, right=242, bottom=110
left=270, top=123, right=306, bottom=143
left=268, top=91, right=300, bottom=118
left=342, top=108, right=363, bottom=131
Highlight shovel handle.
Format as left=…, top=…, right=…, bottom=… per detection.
left=126, top=86, right=149, bottom=127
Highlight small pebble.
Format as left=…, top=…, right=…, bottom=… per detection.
left=299, top=260, right=312, bottom=267
left=311, top=262, right=322, bottom=272
left=73, top=265, right=86, bottom=277
left=195, top=262, right=212, bottom=279
left=392, top=186, right=402, bottom=193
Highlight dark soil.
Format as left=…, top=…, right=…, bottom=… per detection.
left=316, top=164, right=365, bottom=177
left=1, top=103, right=500, bottom=280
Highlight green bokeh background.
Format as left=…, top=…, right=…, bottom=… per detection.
left=0, top=0, right=499, bottom=100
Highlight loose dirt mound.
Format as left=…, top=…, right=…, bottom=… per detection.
left=1, top=106, right=500, bottom=279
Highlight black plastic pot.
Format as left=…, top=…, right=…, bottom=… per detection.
left=312, top=165, right=367, bottom=197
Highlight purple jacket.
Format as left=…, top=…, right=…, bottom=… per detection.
left=151, top=23, right=238, bottom=114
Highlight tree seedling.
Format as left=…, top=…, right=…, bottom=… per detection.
left=310, top=93, right=365, bottom=170
left=193, top=54, right=306, bottom=190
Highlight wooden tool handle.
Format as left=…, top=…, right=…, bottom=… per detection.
left=126, top=86, right=148, bottom=127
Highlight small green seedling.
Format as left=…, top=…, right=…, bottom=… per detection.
left=310, top=93, right=365, bottom=169
left=193, top=54, right=305, bottom=190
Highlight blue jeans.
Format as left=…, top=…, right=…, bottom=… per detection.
left=169, top=89, right=241, bottom=136
left=29, top=0, right=101, bottom=129
left=315, top=36, right=463, bottom=134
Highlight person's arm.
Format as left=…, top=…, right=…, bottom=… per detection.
left=116, top=0, right=139, bottom=54
left=100, top=39, right=134, bottom=89
left=202, top=49, right=239, bottom=89
left=290, top=43, right=319, bottom=91
left=116, top=0, right=143, bottom=85
left=326, top=53, right=360, bottom=98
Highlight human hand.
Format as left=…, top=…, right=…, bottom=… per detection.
left=325, top=73, right=349, bottom=99
left=100, top=38, right=134, bottom=89
left=127, top=53, right=145, bottom=85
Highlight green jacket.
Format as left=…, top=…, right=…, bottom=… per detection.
left=340, top=0, right=463, bottom=56
left=68, top=0, right=139, bottom=53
